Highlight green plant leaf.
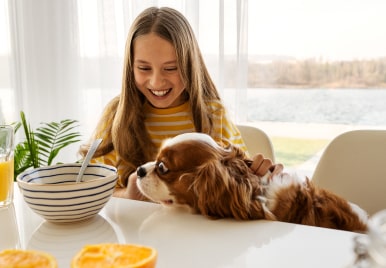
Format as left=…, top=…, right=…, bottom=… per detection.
left=19, top=111, right=40, bottom=168
left=13, top=111, right=82, bottom=180
left=34, top=119, right=81, bottom=166
left=13, top=142, right=33, bottom=178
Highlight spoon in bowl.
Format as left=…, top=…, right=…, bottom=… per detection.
left=76, top=138, right=103, bottom=183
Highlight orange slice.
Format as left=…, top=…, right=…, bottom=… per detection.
left=71, top=243, right=158, bottom=268
left=0, top=249, right=57, bottom=268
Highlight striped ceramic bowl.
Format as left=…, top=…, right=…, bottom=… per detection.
left=17, top=163, right=118, bottom=223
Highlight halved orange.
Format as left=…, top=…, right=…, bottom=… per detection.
left=71, top=243, right=158, bottom=268
left=0, top=249, right=58, bottom=268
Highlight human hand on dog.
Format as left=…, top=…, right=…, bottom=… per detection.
left=113, top=172, right=148, bottom=201
left=250, top=153, right=283, bottom=179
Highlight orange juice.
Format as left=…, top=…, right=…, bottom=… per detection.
left=0, top=157, right=14, bottom=205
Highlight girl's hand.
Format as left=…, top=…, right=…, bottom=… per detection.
left=113, top=172, right=148, bottom=201
left=269, top=162, right=284, bottom=179
left=250, top=153, right=284, bottom=179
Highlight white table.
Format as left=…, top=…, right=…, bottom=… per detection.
left=1, top=183, right=363, bottom=268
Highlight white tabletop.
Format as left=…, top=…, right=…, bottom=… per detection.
left=0, top=183, right=363, bottom=268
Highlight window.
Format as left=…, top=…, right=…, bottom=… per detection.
left=238, top=0, right=386, bottom=176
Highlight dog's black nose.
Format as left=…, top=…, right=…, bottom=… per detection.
left=137, top=166, right=147, bottom=178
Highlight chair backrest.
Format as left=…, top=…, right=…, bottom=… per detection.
left=312, top=129, right=386, bottom=216
left=236, top=124, right=275, bottom=162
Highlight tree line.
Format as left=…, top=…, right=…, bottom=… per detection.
left=246, top=58, right=386, bottom=88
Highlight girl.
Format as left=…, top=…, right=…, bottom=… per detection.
left=79, top=7, right=275, bottom=200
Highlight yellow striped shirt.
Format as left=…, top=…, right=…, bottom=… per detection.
left=143, top=101, right=246, bottom=149
left=93, top=100, right=246, bottom=187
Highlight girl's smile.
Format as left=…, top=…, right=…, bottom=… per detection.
left=150, top=89, right=171, bottom=97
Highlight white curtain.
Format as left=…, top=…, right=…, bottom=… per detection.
left=0, top=0, right=248, bottom=162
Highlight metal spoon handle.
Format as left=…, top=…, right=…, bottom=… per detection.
left=76, top=138, right=103, bottom=183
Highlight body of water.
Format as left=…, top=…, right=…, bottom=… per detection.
left=223, top=88, right=386, bottom=126
left=223, top=88, right=386, bottom=176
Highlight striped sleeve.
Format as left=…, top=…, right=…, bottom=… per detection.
left=208, top=101, right=248, bottom=152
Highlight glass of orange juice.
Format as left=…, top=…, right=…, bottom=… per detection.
left=0, top=125, right=14, bottom=208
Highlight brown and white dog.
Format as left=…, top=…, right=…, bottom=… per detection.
left=136, top=132, right=368, bottom=232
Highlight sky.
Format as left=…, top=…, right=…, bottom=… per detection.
left=247, top=0, right=386, bottom=60
left=198, top=0, right=386, bottom=61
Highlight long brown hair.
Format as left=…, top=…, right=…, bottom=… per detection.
left=80, top=7, right=222, bottom=182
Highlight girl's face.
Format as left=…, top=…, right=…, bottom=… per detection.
left=133, top=33, right=186, bottom=108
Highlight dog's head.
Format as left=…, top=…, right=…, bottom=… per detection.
left=136, top=133, right=263, bottom=219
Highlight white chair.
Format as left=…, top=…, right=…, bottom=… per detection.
left=312, top=129, right=386, bottom=216
left=236, top=124, right=275, bottom=162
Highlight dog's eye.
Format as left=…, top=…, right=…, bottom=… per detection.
left=156, top=162, right=169, bottom=175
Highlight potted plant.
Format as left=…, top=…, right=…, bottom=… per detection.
left=13, top=111, right=82, bottom=180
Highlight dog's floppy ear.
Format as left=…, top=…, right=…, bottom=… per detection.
left=190, top=148, right=265, bottom=220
